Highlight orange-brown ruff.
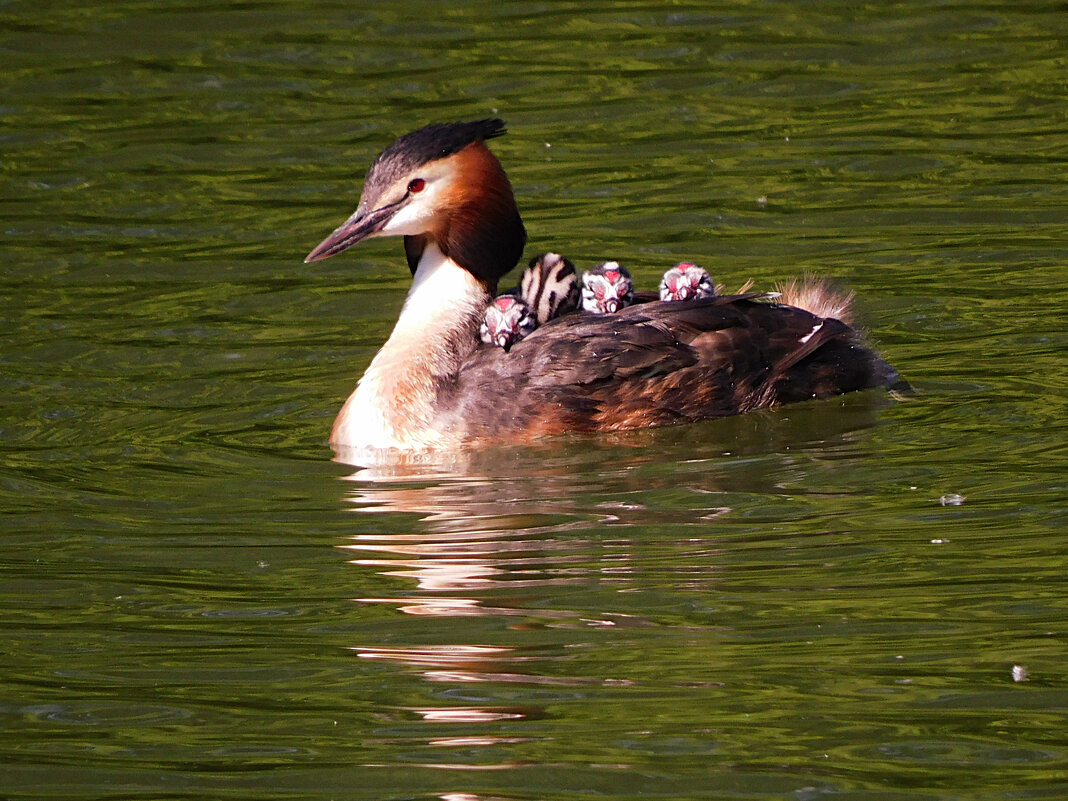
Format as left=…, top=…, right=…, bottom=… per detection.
left=305, top=119, right=905, bottom=454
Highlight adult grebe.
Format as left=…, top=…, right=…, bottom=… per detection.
left=305, top=118, right=905, bottom=452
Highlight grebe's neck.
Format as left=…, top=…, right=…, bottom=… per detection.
left=331, top=242, right=491, bottom=451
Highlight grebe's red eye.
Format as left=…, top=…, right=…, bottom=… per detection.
left=407, top=178, right=425, bottom=194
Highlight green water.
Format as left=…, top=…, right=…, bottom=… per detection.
left=3, top=2, right=1067, bottom=799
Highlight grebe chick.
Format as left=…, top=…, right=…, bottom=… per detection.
left=480, top=294, right=536, bottom=351
left=581, top=261, right=635, bottom=314
left=304, top=119, right=906, bottom=453
left=519, top=252, right=580, bottom=324
left=660, top=262, right=715, bottom=302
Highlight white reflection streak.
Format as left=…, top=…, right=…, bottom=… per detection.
left=423, top=670, right=626, bottom=687
left=338, top=469, right=646, bottom=768
left=358, top=596, right=588, bottom=618
left=430, top=736, right=529, bottom=747
left=355, top=644, right=510, bottom=667
left=357, top=596, right=483, bottom=616
left=349, top=557, right=499, bottom=592
left=414, top=708, right=524, bottom=723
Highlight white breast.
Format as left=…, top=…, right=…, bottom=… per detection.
left=331, top=243, right=487, bottom=452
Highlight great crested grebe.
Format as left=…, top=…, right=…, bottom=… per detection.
left=581, top=261, right=636, bottom=314
left=305, top=118, right=905, bottom=453
left=480, top=294, right=536, bottom=351
left=661, top=262, right=715, bottom=302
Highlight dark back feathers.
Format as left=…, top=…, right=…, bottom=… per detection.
left=434, top=294, right=900, bottom=441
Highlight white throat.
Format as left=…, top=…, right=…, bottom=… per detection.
left=331, top=243, right=489, bottom=452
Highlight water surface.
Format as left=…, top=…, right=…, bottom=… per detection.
left=2, top=2, right=1067, bottom=799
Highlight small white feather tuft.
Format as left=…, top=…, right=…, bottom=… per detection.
left=775, top=276, right=856, bottom=325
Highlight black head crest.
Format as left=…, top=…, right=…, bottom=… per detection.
left=369, top=119, right=508, bottom=186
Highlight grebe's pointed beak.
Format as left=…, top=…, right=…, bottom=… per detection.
left=304, top=198, right=405, bottom=263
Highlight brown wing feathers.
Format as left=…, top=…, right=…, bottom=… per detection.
left=436, top=293, right=881, bottom=440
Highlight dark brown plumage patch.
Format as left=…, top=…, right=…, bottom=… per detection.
left=371, top=119, right=508, bottom=192
left=438, top=143, right=527, bottom=291
left=432, top=294, right=902, bottom=442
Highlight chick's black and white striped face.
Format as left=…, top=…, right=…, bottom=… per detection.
left=659, top=262, right=715, bottom=302
left=479, top=295, right=537, bottom=351
left=581, top=261, right=635, bottom=314
left=520, top=252, right=580, bottom=324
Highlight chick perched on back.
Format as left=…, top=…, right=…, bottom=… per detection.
left=480, top=295, right=536, bottom=351
left=520, top=252, right=580, bottom=325
left=581, top=261, right=635, bottom=314
left=659, top=262, right=715, bottom=302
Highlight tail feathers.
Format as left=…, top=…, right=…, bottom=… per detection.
left=775, top=277, right=855, bottom=326
left=714, top=278, right=755, bottom=295
left=775, top=276, right=911, bottom=393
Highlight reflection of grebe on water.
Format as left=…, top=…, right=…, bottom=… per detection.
left=337, top=401, right=894, bottom=757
